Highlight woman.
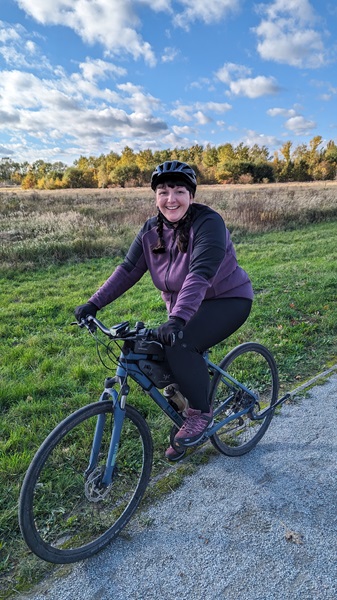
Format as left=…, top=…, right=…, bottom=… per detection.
left=75, top=161, right=253, bottom=459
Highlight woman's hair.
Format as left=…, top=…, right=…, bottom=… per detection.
left=152, top=207, right=193, bottom=254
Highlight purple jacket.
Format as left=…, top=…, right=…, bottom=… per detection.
left=89, top=203, right=253, bottom=323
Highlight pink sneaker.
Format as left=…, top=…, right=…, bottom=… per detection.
left=174, top=408, right=213, bottom=447
left=165, top=445, right=186, bottom=461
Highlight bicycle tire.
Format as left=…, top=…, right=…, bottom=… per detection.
left=19, top=401, right=153, bottom=564
left=209, top=342, right=279, bottom=456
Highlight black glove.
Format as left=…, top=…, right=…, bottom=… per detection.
left=157, top=317, right=185, bottom=346
left=74, top=302, right=98, bottom=323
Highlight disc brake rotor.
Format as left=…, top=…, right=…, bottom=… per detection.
left=85, top=467, right=113, bottom=502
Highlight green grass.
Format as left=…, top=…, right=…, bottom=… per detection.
left=1, top=219, right=337, bottom=598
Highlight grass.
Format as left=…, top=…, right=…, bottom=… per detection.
left=1, top=184, right=337, bottom=598
left=1, top=181, right=337, bottom=271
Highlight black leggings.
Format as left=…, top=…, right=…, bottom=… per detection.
left=165, top=297, right=252, bottom=412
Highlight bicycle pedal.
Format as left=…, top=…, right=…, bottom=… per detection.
left=175, top=434, right=208, bottom=449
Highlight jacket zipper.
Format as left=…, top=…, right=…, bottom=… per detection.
left=165, top=228, right=178, bottom=293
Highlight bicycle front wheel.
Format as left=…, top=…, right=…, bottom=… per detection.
left=209, top=342, right=279, bottom=456
left=19, top=401, right=153, bottom=564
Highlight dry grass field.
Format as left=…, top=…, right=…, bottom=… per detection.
left=1, top=181, right=337, bottom=272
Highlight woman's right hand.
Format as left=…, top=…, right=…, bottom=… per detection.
left=74, top=302, right=98, bottom=322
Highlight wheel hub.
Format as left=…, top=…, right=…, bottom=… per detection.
left=84, top=467, right=113, bottom=502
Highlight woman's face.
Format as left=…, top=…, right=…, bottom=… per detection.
left=155, top=182, right=192, bottom=223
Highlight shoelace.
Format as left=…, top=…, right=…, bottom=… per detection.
left=180, top=415, right=208, bottom=434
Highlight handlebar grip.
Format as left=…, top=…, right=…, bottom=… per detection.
left=146, top=328, right=183, bottom=346
left=145, top=328, right=158, bottom=341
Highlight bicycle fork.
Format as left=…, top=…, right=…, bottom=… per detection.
left=85, top=377, right=128, bottom=492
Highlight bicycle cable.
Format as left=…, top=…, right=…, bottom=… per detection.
left=88, top=327, right=139, bottom=383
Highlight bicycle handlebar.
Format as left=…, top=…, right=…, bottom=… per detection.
left=75, top=316, right=182, bottom=347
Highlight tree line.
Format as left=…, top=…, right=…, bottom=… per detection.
left=1, top=136, right=337, bottom=189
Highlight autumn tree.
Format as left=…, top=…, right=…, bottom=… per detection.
left=110, top=164, right=140, bottom=187
left=119, top=146, right=136, bottom=166
left=8, top=136, right=337, bottom=190
left=325, top=140, right=337, bottom=164
left=249, top=144, right=270, bottom=162
left=152, top=149, right=172, bottom=164
left=63, top=167, right=96, bottom=188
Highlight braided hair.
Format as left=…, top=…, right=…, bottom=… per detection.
left=152, top=206, right=193, bottom=254
left=152, top=211, right=166, bottom=254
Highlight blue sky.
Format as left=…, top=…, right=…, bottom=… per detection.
left=0, top=0, right=336, bottom=165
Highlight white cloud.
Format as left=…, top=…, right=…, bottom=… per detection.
left=2, top=0, right=329, bottom=163
left=215, top=62, right=279, bottom=98
left=162, top=131, right=191, bottom=147
left=216, top=63, right=251, bottom=85
left=254, top=0, right=327, bottom=67
left=117, top=83, right=161, bottom=115
left=190, top=78, right=213, bottom=90
left=239, top=129, right=282, bottom=150
left=171, top=105, right=193, bottom=122
left=0, top=21, right=51, bottom=70
left=198, top=102, right=232, bottom=113
left=8, top=0, right=244, bottom=88
left=195, top=111, right=212, bottom=125
left=0, top=145, right=14, bottom=155
left=229, top=76, right=280, bottom=98
left=260, top=0, right=316, bottom=24
left=174, top=0, right=240, bottom=29
left=79, top=58, right=126, bottom=82
left=285, top=115, right=316, bottom=135
left=161, top=47, right=180, bottom=63
left=172, top=124, right=196, bottom=136
left=0, top=66, right=169, bottom=162
left=0, top=20, right=21, bottom=42
left=15, top=0, right=157, bottom=65
left=267, top=106, right=316, bottom=135
left=309, top=78, right=337, bottom=102
left=14, top=1, right=243, bottom=62
left=267, top=107, right=297, bottom=117
left=171, top=101, right=232, bottom=124
left=25, top=40, right=38, bottom=54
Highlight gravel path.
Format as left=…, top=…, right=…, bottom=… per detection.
left=19, top=376, right=337, bottom=600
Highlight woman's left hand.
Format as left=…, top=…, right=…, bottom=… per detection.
left=157, top=317, right=185, bottom=346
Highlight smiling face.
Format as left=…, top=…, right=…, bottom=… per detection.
left=155, top=182, right=193, bottom=223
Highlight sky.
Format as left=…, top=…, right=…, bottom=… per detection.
left=0, top=0, right=337, bottom=165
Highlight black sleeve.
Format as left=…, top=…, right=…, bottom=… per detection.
left=189, top=211, right=226, bottom=280
left=120, top=227, right=147, bottom=273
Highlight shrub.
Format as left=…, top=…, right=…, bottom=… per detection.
left=237, top=173, right=254, bottom=184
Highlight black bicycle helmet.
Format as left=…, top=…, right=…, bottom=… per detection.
left=151, top=160, right=197, bottom=196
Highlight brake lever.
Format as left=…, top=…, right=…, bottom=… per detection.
left=71, top=318, right=97, bottom=331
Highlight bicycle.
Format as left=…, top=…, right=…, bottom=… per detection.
left=19, top=316, right=289, bottom=565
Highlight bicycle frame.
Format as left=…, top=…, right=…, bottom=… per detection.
left=19, top=318, right=290, bottom=565
left=85, top=344, right=261, bottom=486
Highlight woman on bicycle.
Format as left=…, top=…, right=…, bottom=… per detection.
left=75, top=161, right=253, bottom=460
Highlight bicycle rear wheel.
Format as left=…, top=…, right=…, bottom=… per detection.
left=209, top=342, right=279, bottom=456
left=19, top=401, right=153, bottom=564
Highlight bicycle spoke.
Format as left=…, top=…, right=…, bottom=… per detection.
left=19, top=402, right=152, bottom=563
left=210, top=343, right=279, bottom=456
